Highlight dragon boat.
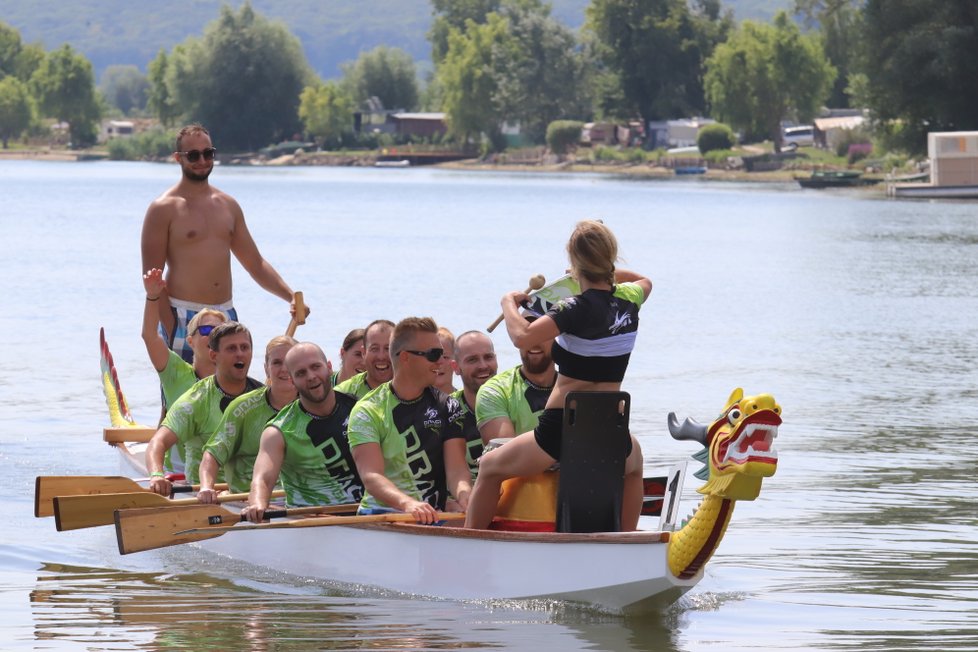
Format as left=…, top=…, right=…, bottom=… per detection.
left=97, top=329, right=781, bottom=613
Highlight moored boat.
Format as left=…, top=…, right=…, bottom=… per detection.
left=97, top=330, right=780, bottom=613
left=797, top=169, right=880, bottom=189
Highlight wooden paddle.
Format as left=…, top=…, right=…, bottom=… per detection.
left=173, top=510, right=466, bottom=537
left=285, top=291, right=306, bottom=337
left=487, top=274, right=546, bottom=332
left=34, top=476, right=227, bottom=518
left=52, top=488, right=286, bottom=531
left=116, top=502, right=361, bottom=554
left=103, top=426, right=156, bottom=443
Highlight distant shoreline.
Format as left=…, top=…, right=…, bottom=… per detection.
left=0, top=147, right=884, bottom=190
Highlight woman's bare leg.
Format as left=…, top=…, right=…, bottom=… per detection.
left=621, top=436, right=644, bottom=530
left=464, top=431, right=556, bottom=529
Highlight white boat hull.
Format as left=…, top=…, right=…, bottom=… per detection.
left=199, top=521, right=695, bottom=612
left=112, top=439, right=696, bottom=612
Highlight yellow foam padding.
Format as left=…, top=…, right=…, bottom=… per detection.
left=495, top=471, right=558, bottom=522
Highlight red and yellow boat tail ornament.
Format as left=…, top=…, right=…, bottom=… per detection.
left=666, top=388, right=780, bottom=579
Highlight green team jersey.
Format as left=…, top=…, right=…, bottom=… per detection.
left=162, top=375, right=262, bottom=484
left=202, top=386, right=279, bottom=494
left=448, top=389, right=482, bottom=480
left=158, top=350, right=197, bottom=411
left=347, top=383, right=462, bottom=511
left=475, top=365, right=553, bottom=435
left=333, top=371, right=374, bottom=400
left=265, top=393, right=362, bottom=506
left=158, top=350, right=199, bottom=475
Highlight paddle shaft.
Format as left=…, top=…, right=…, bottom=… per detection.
left=487, top=274, right=546, bottom=332
left=53, top=489, right=285, bottom=531
left=285, top=291, right=306, bottom=337
left=177, top=510, right=467, bottom=536
left=116, top=502, right=360, bottom=554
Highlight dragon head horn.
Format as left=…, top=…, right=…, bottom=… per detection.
left=667, top=412, right=708, bottom=445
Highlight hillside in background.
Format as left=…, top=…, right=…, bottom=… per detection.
left=0, top=0, right=793, bottom=81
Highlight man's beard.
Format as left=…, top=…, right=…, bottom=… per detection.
left=183, top=167, right=212, bottom=182
left=520, top=350, right=552, bottom=375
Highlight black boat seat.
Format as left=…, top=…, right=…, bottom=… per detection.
left=555, top=391, right=630, bottom=533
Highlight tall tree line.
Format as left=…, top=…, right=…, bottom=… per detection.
left=2, top=1, right=976, bottom=155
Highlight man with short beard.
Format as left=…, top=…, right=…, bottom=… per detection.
left=447, top=331, right=498, bottom=479
left=146, top=322, right=262, bottom=495
left=347, top=317, right=472, bottom=524
left=334, top=319, right=394, bottom=399
left=475, top=314, right=556, bottom=445
left=241, top=342, right=362, bottom=523
left=141, top=123, right=301, bottom=363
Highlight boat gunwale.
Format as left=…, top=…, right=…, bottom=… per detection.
left=351, top=522, right=670, bottom=544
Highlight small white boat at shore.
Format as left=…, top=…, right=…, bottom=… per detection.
left=97, top=329, right=780, bottom=613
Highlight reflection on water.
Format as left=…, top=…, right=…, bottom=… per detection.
left=30, top=563, right=683, bottom=651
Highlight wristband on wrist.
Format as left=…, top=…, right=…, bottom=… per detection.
left=149, top=471, right=165, bottom=478
left=146, top=296, right=159, bottom=302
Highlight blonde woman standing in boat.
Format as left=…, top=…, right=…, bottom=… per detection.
left=465, top=220, right=651, bottom=531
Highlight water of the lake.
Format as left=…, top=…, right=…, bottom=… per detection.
left=1, top=160, right=975, bottom=650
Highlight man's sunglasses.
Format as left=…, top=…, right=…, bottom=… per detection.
left=177, top=147, right=217, bottom=163
left=194, top=324, right=216, bottom=337
left=401, top=348, right=444, bottom=362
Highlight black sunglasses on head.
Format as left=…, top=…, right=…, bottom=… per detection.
left=178, top=147, right=217, bottom=163
left=401, top=348, right=444, bottom=362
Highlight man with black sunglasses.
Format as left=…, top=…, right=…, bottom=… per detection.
left=347, top=317, right=472, bottom=524
left=141, top=123, right=303, bottom=365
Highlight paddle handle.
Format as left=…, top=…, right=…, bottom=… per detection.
left=170, top=482, right=228, bottom=496
left=285, top=291, right=306, bottom=337
left=487, top=274, right=545, bottom=332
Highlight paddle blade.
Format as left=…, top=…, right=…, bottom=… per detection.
left=35, top=476, right=143, bottom=518
left=53, top=492, right=174, bottom=531
left=115, top=504, right=239, bottom=554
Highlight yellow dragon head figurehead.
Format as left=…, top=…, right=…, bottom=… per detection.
left=668, top=388, right=780, bottom=501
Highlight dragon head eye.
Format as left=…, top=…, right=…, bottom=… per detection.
left=727, top=408, right=742, bottom=425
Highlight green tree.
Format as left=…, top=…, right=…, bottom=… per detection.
left=492, top=2, right=592, bottom=143
left=0, top=21, right=22, bottom=78
left=341, top=46, right=419, bottom=111
left=586, top=0, right=732, bottom=131
left=151, top=4, right=313, bottom=151
left=795, top=0, right=862, bottom=108
left=298, top=81, right=354, bottom=146
left=146, top=49, right=178, bottom=127
left=429, top=0, right=502, bottom=64
left=30, top=44, right=101, bottom=147
left=13, top=42, right=44, bottom=83
left=100, top=65, right=150, bottom=115
left=437, top=13, right=511, bottom=147
left=861, top=0, right=978, bottom=154
left=0, top=21, right=41, bottom=83
left=0, top=75, right=35, bottom=147
left=195, top=4, right=313, bottom=150
left=704, top=12, right=836, bottom=151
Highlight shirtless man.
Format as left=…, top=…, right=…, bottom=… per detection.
left=141, top=123, right=301, bottom=363
left=333, top=319, right=394, bottom=399
left=475, top=314, right=556, bottom=445
left=448, top=331, right=498, bottom=478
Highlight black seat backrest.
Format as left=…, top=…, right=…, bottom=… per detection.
left=556, top=391, right=629, bottom=533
